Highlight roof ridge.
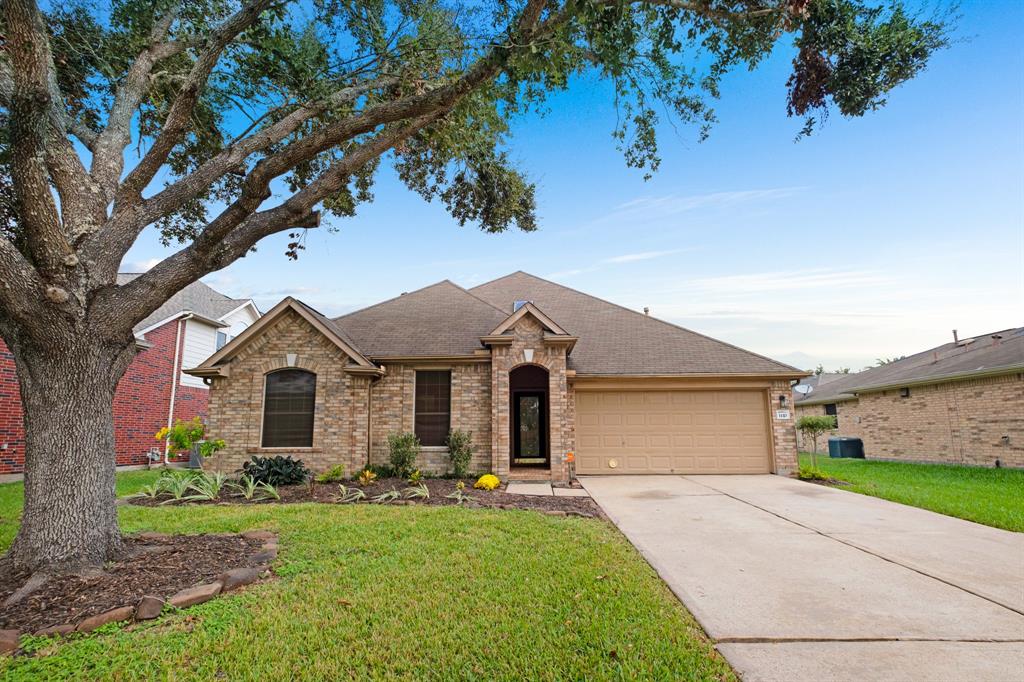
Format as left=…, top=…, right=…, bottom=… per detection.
left=449, top=280, right=515, bottom=316
left=475, top=271, right=803, bottom=374
left=332, top=279, right=458, bottom=322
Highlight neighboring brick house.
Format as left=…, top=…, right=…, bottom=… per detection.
left=188, top=272, right=805, bottom=483
left=794, top=328, right=1024, bottom=468
left=0, top=275, right=259, bottom=475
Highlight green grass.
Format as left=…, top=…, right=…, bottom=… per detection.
left=799, top=453, right=1024, bottom=532
left=0, top=471, right=732, bottom=681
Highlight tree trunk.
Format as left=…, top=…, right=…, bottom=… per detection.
left=4, top=335, right=134, bottom=574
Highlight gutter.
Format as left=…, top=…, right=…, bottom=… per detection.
left=164, top=314, right=192, bottom=464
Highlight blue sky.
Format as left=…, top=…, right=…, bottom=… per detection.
left=123, top=1, right=1024, bottom=371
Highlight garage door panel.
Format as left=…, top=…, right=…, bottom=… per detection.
left=576, top=390, right=770, bottom=474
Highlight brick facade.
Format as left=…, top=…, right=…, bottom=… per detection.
left=206, top=308, right=369, bottom=474
left=203, top=308, right=801, bottom=484
left=795, top=372, right=1024, bottom=468
left=489, top=315, right=573, bottom=483
left=769, top=379, right=798, bottom=474
left=0, top=318, right=208, bottom=474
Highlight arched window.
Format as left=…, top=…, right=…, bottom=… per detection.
left=261, top=369, right=316, bottom=448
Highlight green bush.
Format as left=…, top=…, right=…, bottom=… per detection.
left=387, top=432, right=421, bottom=479
left=446, top=429, right=474, bottom=478
left=243, top=455, right=310, bottom=486
left=797, top=464, right=831, bottom=481
left=796, top=415, right=838, bottom=468
left=315, top=464, right=347, bottom=483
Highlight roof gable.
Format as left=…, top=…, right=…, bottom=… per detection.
left=332, top=280, right=507, bottom=358
left=470, top=271, right=802, bottom=376
left=192, top=298, right=374, bottom=373
left=489, top=301, right=570, bottom=336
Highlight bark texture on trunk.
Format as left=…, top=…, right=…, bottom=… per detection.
left=4, top=336, right=134, bottom=573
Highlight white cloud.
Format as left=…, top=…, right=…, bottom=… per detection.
left=546, top=248, right=690, bottom=278
left=604, top=249, right=685, bottom=264
left=606, top=187, right=804, bottom=223
left=123, top=257, right=161, bottom=272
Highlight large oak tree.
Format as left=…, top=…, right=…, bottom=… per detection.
left=0, top=0, right=947, bottom=576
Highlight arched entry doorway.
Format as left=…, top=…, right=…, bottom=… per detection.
left=509, top=364, right=549, bottom=468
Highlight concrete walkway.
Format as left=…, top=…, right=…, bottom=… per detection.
left=581, top=474, right=1024, bottom=682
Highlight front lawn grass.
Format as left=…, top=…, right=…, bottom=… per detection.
left=0, top=471, right=733, bottom=681
left=799, top=454, right=1024, bottom=532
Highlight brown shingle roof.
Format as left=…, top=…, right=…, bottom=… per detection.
left=469, top=271, right=802, bottom=376
left=332, top=280, right=508, bottom=358
left=797, top=327, right=1024, bottom=404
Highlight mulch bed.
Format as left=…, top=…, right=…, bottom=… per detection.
left=798, top=476, right=852, bottom=487
left=0, top=534, right=266, bottom=635
left=127, top=477, right=604, bottom=517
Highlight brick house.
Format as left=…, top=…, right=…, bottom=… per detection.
left=188, top=272, right=805, bottom=483
left=794, top=328, right=1024, bottom=468
left=0, top=275, right=259, bottom=475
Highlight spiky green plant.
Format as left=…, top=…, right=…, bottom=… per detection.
left=184, top=471, right=230, bottom=501
left=159, top=471, right=196, bottom=504
left=371, top=488, right=401, bottom=504
left=334, top=484, right=367, bottom=504
left=229, top=474, right=259, bottom=500
left=403, top=483, right=430, bottom=500
left=256, top=481, right=281, bottom=501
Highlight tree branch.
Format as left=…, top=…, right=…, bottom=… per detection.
left=2, top=0, right=71, bottom=276
left=115, top=0, right=279, bottom=205
left=104, top=112, right=445, bottom=330
left=89, top=5, right=185, bottom=201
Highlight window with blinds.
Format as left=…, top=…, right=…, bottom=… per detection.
left=261, top=369, right=316, bottom=448
left=414, top=370, right=451, bottom=446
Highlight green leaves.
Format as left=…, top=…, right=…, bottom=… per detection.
left=789, top=0, right=952, bottom=133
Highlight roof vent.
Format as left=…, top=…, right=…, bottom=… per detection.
left=643, top=306, right=650, bottom=316
left=513, top=300, right=530, bottom=312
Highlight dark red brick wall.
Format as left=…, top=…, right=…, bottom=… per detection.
left=0, top=342, right=25, bottom=474
left=0, top=317, right=210, bottom=474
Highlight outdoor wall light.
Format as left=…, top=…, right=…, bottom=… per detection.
left=779, top=395, right=788, bottom=408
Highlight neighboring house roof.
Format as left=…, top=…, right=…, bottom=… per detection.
left=469, top=271, right=802, bottom=376
left=796, top=327, right=1024, bottom=405
left=332, top=280, right=508, bottom=358
left=118, top=273, right=256, bottom=335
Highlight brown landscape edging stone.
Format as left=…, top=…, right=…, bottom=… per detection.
left=0, top=531, right=278, bottom=656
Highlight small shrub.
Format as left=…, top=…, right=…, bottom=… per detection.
left=357, top=469, right=377, bottom=486
left=334, top=484, right=367, bottom=504
left=446, top=429, right=474, bottom=478
left=372, top=488, right=401, bottom=504
left=445, top=480, right=476, bottom=505
left=315, top=464, right=347, bottom=483
left=256, top=481, right=281, bottom=500
left=796, top=415, right=838, bottom=468
left=407, top=469, right=423, bottom=484
left=797, top=464, right=831, bottom=481
left=403, top=483, right=430, bottom=499
left=364, top=463, right=395, bottom=478
left=473, top=474, right=500, bottom=491
left=229, top=475, right=259, bottom=500
left=387, top=432, right=421, bottom=479
left=243, top=455, right=310, bottom=486
left=158, top=470, right=196, bottom=503
left=184, top=471, right=229, bottom=501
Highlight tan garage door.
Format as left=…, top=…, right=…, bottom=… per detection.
left=575, top=390, right=771, bottom=474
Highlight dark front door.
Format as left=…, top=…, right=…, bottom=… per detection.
left=513, top=391, right=548, bottom=467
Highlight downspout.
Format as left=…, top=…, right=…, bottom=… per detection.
left=164, top=314, right=193, bottom=465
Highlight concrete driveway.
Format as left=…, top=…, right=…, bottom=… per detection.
left=581, top=474, right=1024, bottom=682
